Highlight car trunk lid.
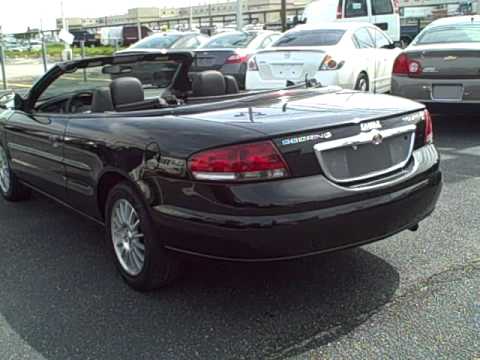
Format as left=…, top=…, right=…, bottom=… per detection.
left=192, top=49, right=237, bottom=71
left=254, top=48, right=327, bottom=82
left=405, top=43, right=480, bottom=79
left=182, top=89, right=425, bottom=180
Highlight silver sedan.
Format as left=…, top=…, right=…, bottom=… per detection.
left=391, top=15, right=480, bottom=113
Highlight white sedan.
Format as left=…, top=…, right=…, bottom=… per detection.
left=246, top=22, right=402, bottom=93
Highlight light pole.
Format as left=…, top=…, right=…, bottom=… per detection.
left=236, top=0, right=243, bottom=30
left=189, top=0, right=194, bottom=30
left=60, top=1, right=72, bottom=61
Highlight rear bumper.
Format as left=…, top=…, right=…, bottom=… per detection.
left=150, top=145, right=442, bottom=261
left=391, top=75, right=480, bottom=106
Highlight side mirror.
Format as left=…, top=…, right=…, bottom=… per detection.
left=381, top=42, right=397, bottom=49
left=0, top=91, right=23, bottom=110
left=393, top=41, right=403, bottom=49
left=14, top=93, right=25, bottom=110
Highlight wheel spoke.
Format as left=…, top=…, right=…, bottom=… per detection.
left=131, top=248, right=142, bottom=271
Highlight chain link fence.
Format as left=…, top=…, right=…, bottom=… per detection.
left=0, top=35, right=124, bottom=92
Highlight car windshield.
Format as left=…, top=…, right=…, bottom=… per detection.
left=273, top=30, right=346, bottom=47
left=203, top=32, right=257, bottom=48
left=39, top=60, right=182, bottom=101
left=130, top=35, right=182, bottom=49
left=415, top=24, right=480, bottom=44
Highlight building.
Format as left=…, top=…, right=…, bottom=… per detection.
left=56, top=1, right=308, bottom=31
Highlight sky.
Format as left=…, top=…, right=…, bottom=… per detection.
left=0, top=0, right=204, bottom=33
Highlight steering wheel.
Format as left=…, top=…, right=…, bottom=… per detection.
left=65, top=91, right=93, bottom=113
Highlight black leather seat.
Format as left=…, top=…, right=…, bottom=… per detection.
left=91, top=87, right=114, bottom=113
left=109, top=77, right=164, bottom=112
left=191, top=71, right=240, bottom=97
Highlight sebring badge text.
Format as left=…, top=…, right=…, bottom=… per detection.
left=281, top=132, right=332, bottom=146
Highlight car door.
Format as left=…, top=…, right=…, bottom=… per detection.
left=368, top=27, right=400, bottom=93
left=371, top=0, right=400, bottom=41
left=352, top=27, right=376, bottom=91
left=5, top=111, right=67, bottom=201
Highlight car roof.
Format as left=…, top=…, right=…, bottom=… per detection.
left=292, top=21, right=376, bottom=32
left=147, top=31, right=200, bottom=37
left=427, top=15, right=480, bottom=28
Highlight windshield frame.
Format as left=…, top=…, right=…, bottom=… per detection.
left=24, top=52, right=194, bottom=113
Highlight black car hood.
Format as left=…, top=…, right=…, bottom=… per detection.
left=181, top=89, right=425, bottom=137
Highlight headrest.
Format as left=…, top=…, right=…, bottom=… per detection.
left=91, top=87, right=114, bottom=113
left=110, top=77, right=144, bottom=107
left=192, top=71, right=226, bottom=97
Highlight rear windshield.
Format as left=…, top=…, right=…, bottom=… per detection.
left=415, top=25, right=480, bottom=44
left=203, top=32, right=257, bottom=49
left=131, top=35, right=182, bottom=49
left=273, top=30, right=345, bottom=47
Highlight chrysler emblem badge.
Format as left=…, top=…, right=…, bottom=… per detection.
left=371, top=131, right=383, bottom=146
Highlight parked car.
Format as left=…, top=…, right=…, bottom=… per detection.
left=28, top=40, right=43, bottom=51
left=123, top=25, right=152, bottom=47
left=191, top=30, right=281, bottom=89
left=246, top=22, right=401, bottom=93
left=391, top=15, right=480, bottom=113
left=301, top=0, right=400, bottom=41
left=117, top=32, right=209, bottom=54
left=0, top=51, right=441, bottom=290
left=71, top=30, right=101, bottom=47
left=5, top=42, right=28, bottom=52
left=100, top=26, right=123, bottom=46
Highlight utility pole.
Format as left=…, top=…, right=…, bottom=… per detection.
left=60, top=1, right=72, bottom=61
left=0, top=28, right=7, bottom=90
left=281, top=0, right=287, bottom=32
left=189, top=0, right=194, bottom=30
left=236, top=0, right=243, bottom=30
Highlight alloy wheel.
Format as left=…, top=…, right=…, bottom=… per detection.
left=111, top=199, right=146, bottom=276
left=0, top=146, right=11, bottom=194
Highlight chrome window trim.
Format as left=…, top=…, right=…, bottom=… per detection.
left=314, top=124, right=417, bottom=184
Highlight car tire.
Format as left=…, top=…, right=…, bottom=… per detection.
left=354, top=73, right=369, bottom=92
left=105, top=181, right=181, bottom=291
left=0, top=143, right=31, bottom=201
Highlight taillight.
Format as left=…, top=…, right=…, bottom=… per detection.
left=188, top=141, right=290, bottom=181
left=336, top=0, right=343, bottom=18
left=319, top=55, right=345, bottom=71
left=424, top=109, right=433, bottom=144
left=226, top=54, right=249, bottom=64
left=247, top=57, right=258, bottom=71
left=393, top=53, right=422, bottom=76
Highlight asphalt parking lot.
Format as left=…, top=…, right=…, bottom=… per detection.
left=0, top=114, right=479, bottom=360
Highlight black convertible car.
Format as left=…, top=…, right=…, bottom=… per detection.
left=0, top=51, right=442, bottom=291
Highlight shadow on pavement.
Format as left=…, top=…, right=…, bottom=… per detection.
left=0, top=191, right=400, bottom=360
left=432, top=115, right=480, bottom=184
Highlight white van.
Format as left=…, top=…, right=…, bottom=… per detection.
left=302, top=0, right=400, bottom=41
